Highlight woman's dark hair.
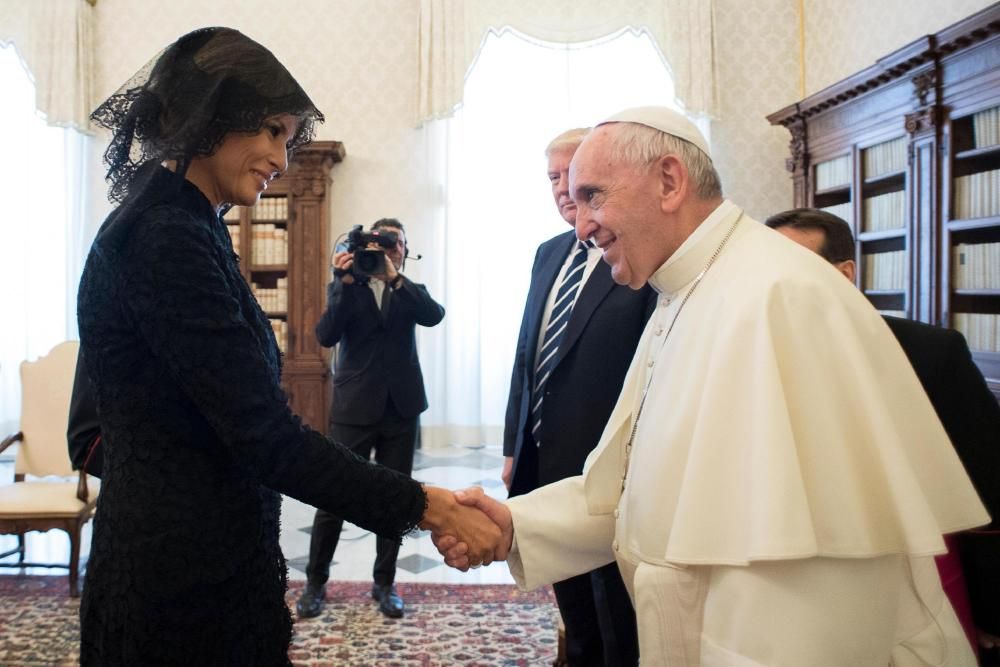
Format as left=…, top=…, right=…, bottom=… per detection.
left=91, top=27, right=324, bottom=202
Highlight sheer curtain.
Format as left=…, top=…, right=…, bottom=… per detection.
left=0, top=44, right=92, bottom=433
left=419, top=29, right=702, bottom=448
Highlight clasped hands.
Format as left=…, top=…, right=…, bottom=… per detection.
left=420, top=486, right=513, bottom=571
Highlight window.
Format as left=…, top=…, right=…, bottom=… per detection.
left=0, top=44, right=89, bottom=432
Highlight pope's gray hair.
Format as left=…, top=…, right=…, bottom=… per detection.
left=605, top=123, right=723, bottom=200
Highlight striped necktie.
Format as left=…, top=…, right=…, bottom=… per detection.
left=531, top=240, right=591, bottom=443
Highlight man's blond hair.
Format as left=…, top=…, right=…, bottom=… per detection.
left=545, top=128, right=591, bottom=157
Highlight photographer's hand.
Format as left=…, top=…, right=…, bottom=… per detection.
left=332, top=250, right=355, bottom=285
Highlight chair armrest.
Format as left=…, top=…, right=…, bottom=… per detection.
left=0, top=432, right=23, bottom=455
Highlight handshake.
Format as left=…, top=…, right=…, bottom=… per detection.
left=420, top=487, right=512, bottom=571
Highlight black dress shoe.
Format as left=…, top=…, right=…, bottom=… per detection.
left=371, top=583, right=404, bottom=618
left=295, top=582, right=326, bottom=619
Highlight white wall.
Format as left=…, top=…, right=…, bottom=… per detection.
left=803, top=0, right=996, bottom=96
left=712, top=0, right=799, bottom=220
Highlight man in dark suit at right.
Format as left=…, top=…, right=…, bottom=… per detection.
left=502, top=128, right=655, bottom=666
left=766, top=208, right=1000, bottom=665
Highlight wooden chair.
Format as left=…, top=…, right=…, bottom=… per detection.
left=0, top=341, right=99, bottom=597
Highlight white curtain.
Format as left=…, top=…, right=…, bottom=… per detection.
left=416, top=0, right=718, bottom=124
left=0, top=0, right=95, bottom=132
left=417, top=29, right=686, bottom=449
left=0, top=45, right=93, bottom=433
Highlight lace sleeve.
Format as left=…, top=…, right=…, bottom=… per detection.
left=119, top=206, right=425, bottom=540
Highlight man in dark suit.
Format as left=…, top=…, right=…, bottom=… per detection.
left=296, top=218, right=445, bottom=620
left=502, top=129, right=654, bottom=666
left=766, top=208, right=1000, bottom=663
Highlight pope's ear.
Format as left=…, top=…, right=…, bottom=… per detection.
left=657, top=154, right=689, bottom=214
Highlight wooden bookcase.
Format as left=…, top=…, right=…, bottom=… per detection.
left=768, top=5, right=1000, bottom=399
left=222, top=140, right=345, bottom=430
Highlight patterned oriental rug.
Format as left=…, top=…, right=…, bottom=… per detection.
left=0, top=576, right=560, bottom=666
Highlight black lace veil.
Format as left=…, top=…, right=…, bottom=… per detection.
left=91, top=27, right=324, bottom=203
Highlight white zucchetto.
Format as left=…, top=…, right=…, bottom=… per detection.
left=599, top=106, right=711, bottom=159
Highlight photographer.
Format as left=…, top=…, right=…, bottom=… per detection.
left=296, top=218, right=445, bottom=621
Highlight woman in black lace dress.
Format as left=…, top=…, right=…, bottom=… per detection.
left=77, top=28, right=497, bottom=666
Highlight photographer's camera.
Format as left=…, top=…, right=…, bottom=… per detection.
left=345, top=224, right=398, bottom=277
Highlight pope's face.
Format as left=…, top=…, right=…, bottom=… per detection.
left=570, top=126, right=666, bottom=289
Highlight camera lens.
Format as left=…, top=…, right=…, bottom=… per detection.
left=354, top=249, right=385, bottom=276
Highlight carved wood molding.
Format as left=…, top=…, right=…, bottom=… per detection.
left=905, top=105, right=940, bottom=135
left=287, top=141, right=345, bottom=198
left=767, top=5, right=1000, bottom=128
left=912, top=69, right=938, bottom=107
left=785, top=120, right=807, bottom=174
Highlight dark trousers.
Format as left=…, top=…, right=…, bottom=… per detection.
left=305, top=402, right=418, bottom=587
left=552, top=562, right=639, bottom=667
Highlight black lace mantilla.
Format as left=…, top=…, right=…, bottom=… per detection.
left=91, top=27, right=323, bottom=203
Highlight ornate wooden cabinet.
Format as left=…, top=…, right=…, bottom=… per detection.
left=768, top=5, right=1000, bottom=398
left=222, top=141, right=345, bottom=429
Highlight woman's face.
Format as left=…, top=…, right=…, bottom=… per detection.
left=187, top=113, right=299, bottom=210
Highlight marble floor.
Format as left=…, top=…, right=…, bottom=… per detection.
left=0, top=444, right=516, bottom=587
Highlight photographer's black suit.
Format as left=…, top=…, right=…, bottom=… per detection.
left=504, top=230, right=655, bottom=666
left=305, top=272, right=444, bottom=590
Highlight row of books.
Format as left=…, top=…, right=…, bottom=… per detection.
left=269, top=318, right=289, bottom=354
left=220, top=197, right=289, bottom=222
left=863, top=137, right=907, bottom=179
left=252, top=197, right=288, bottom=221
left=862, top=190, right=906, bottom=233
left=815, top=155, right=852, bottom=190
left=820, top=202, right=852, bottom=224
left=953, top=169, right=1000, bottom=219
left=952, top=312, right=1000, bottom=353
left=952, top=242, right=1000, bottom=289
left=251, top=224, right=288, bottom=265
left=862, top=250, right=907, bottom=291
left=251, top=278, right=288, bottom=313
left=972, top=106, right=1000, bottom=149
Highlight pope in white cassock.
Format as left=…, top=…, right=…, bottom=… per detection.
left=435, top=106, right=990, bottom=665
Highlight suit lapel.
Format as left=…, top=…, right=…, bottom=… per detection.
left=552, top=258, right=614, bottom=369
